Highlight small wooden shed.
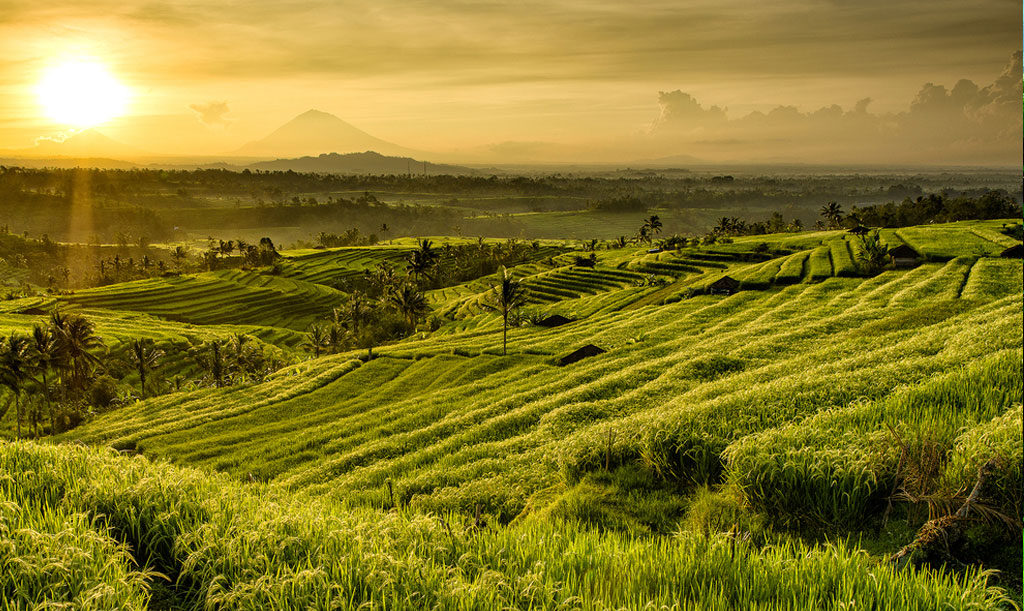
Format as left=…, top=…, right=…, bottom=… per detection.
left=999, top=244, right=1023, bottom=258
left=887, top=244, right=919, bottom=268
left=848, top=225, right=870, bottom=236
left=538, top=314, right=572, bottom=328
left=558, top=344, right=606, bottom=366
left=708, top=276, right=739, bottom=295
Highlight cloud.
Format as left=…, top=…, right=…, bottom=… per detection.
left=189, top=101, right=231, bottom=127
left=649, top=51, right=1022, bottom=165
left=653, top=91, right=726, bottom=133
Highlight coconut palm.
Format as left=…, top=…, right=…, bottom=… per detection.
left=406, top=239, right=439, bottom=283
left=55, top=314, right=103, bottom=395
left=128, top=339, right=163, bottom=399
left=31, top=325, right=61, bottom=433
left=200, top=340, right=227, bottom=387
left=304, top=324, right=329, bottom=358
left=366, top=262, right=400, bottom=298
left=389, top=284, right=430, bottom=331
left=644, top=215, right=663, bottom=239
left=1, top=333, right=33, bottom=439
left=171, top=246, right=188, bottom=271
left=327, top=324, right=345, bottom=354
left=821, top=201, right=844, bottom=228
left=482, top=267, right=527, bottom=356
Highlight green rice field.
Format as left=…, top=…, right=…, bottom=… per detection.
left=2, top=218, right=1022, bottom=609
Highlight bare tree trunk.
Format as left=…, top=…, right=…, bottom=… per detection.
left=42, top=369, right=54, bottom=434
left=15, top=393, right=22, bottom=440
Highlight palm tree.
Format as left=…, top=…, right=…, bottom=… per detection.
left=128, top=339, right=163, bottom=399
left=389, top=284, right=430, bottom=332
left=200, top=340, right=227, bottom=387
left=406, top=239, right=439, bottom=284
left=644, top=215, right=663, bottom=240
left=56, top=314, right=103, bottom=395
left=380, top=223, right=390, bottom=243
left=303, top=324, right=328, bottom=358
left=171, top=246, right=187, bottom=271
left=614, top=236, right=629, bottom=248
left=335, top=291, right=368, bottom=332
left=366, top=263, right=400, bottom=298
left=482, top=267, right=526, bottom=356
left=31, top=325, right=60, bottom=433
left=821, top=201, right=844, bottom=229
left=327, top=324, right=345, bottom=354
left=1, top=333, right=33, bottom=439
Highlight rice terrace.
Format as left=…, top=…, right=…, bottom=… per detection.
left=1, top=1, right=1023, bottom=609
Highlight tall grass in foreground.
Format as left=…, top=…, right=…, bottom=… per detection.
left=723, top=349, right=1023, bottom=528
left=1, top=440, right=1014, bottom=610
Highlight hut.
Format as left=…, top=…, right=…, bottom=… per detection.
left=558, top=344, right=606, bottom=366
left=537, top=314, right=572, bottom=328
left=887, top=244, right=919, bottom=268
left=999, top=244, right=1023, bottom=258
left=708, top=276, right=739, bottom=296
left=848, top=225, right=870, bottom=236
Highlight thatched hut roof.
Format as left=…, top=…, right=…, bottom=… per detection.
left=887, top=244, right=918, bottom=259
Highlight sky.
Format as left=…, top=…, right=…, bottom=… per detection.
left=0, top=0, right=1020, bottom=164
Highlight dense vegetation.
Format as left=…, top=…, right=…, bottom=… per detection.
left=0, top=163, right=1021, bottom=609
left=1, top=165, right=1019, bottom=243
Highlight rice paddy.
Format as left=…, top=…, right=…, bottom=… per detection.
left=2, top=219, right=1021, bottom=608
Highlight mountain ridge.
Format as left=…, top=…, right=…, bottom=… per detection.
left=235, top=109, right=419, bottom=159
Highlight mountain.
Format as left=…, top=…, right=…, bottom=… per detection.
left=235, top=109, right=416, bottom=158
left=247, top=151, right=475, bottom=175
left=1, top=129, right=144, bottom=160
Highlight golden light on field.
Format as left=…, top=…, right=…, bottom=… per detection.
left=36, top=59, right=130, bottom=128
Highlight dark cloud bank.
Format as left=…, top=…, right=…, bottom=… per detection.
left=651, top=51, right=1022, bottom=166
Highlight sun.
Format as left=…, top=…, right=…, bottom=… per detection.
left=36, top=59, right=130, bottom=128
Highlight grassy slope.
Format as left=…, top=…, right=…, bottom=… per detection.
left=5, top=219, right=1022, bottom=608
left=61, top=223, right=1023, bottom=526
left=1, top=440, right=1012, bottom=610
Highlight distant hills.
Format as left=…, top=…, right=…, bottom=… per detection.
left=235, top=109, right=417, bottom=158
left=247, top=151, right=475, bottom=175
left=0, top=129, right=145, bottom=161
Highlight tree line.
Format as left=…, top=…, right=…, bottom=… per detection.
left=0, top=312, right=286, bottom=438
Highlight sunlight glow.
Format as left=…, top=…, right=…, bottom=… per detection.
left=36, top=59, right=130, bottom=128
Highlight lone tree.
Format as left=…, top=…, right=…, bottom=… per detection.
left=820, top=201, right=844, bottom=229
left=128, top=339, right=163, bottom=399
left=483, top=267, right=527, bottom=356
left=643, top=215, right=663, bottom=240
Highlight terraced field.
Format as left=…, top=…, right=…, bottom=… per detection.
left=276, top=245, right=414, bottom=285
left=5, top=219, right=1022, bottom=609
left=58, top=271, right=344, bottom=330
left=65, top=255, right=1023, bottom=525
